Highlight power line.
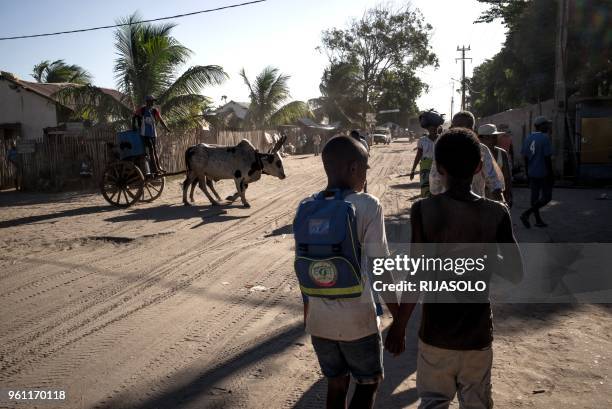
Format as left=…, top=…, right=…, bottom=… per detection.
left=0, top=0, right=266, bottom=41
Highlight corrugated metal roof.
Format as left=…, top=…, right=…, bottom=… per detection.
left=297, top=117, right=338, bottom=130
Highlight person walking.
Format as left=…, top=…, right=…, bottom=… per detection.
left=6, top=141, right=21, bottom=191
left=478, top=124, right=513, bottom=207
left=411, top=109, right=444, bottom=198
left=313, top=134, right=322, bottom=156
left=429, top=111, right=505, bottom=202
left=520, top=116, right=554, bottom=228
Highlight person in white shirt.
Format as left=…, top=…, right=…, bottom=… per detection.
left=429, top=111, right=505, bottom=201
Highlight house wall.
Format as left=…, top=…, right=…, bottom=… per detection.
left=0, top=79, right=58, bottom=141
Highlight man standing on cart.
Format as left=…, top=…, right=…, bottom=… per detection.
left=132, top=95, right=170, bottom=174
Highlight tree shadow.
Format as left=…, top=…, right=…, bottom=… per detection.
left=0, top=189, right=96, bottom=208
left=103, top=204, right=249, bottom=226
left=95, top=323, right=305, bottom=409
left=0, top=204, right=114, bottom=228
left=294, top=306, right=422, bottom=408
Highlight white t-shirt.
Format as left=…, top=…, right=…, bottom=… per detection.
left=417, top=136, right=435, bottom=160
left=300, top=192, right=390, bottom=341
left=429, top=142, right=505, bottom=196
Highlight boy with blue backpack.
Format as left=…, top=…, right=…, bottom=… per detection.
left=294, top=135, right=402, bottom=409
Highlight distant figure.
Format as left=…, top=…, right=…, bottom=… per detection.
left=299, top=134, right=308, bottom=154
left=478, top=124, right=513, bottom=207
left=410, top=110, right=444, bottom=197
left=496, top=124, right=515, bottom=165
left=132, top=95, right=170, bottom=173
left=520, top=116, right=554, bottom=228
left=80, top=154, right=93, bottom=178
left=313, top=134, right=322, bottom=156
left=429, top=111, right=505, bottom=202
left=6, top=141, right=21, bottom=191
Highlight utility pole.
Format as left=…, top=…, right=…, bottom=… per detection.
left=553, top=0, right=569, bottom=176
left=456, top=45, right=472, bottom=111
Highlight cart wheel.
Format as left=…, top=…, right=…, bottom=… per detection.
left=100, top=161, right=144, bottom=208
left=140, top=175, right=165, bottom=202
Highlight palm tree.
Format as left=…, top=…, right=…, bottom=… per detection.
left=32, top=59, right=92, bottom=84
left=240, top=66, right=310, bottom=129
left=59, top=13, right=227, bottom=128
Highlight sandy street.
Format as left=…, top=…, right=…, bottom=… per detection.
left=1, top=138, right=611, bottom=409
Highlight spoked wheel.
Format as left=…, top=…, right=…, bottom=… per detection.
left=100, top=161, right=144, bottom=208
left=140, top=175, right=165, bottom=202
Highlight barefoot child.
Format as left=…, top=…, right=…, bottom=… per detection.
left=392, top=128, right=524, bottom=409
left=294, top=136, right=401, bottom=409
left=410, top=110, right=444, bottom=198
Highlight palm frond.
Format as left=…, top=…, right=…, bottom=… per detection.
left=31, top=59, right=92, bottom=84
left=161, top=94, right=210, bottom=119
left=54, top=85, right=132, bottom=126
left=269, top=101, right=311, bottom=126
left=158, top=65, right=227, bottom=104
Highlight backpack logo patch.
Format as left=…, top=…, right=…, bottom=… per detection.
left=309, top=219, right=330, bottom=235
left=309, top=260, right=337, bottom=287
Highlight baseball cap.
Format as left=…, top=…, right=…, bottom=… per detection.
left=145, top=95, right=156, bottom=102
left=477, top=123, right=504, bottom=136
left=534, top=116, right=552, bottom=126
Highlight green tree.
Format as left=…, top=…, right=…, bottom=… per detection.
left=376, top=69, right=426, bottom=126
left=240, top=66, right=310, bottom=129
left=32, top=59, right=92, bottom=84
left=60, top=13, right=227, bottom=128
left=470, top=0, right=611, bottom=117
left=319, top=3, right=437, bottom=126
left=312, top=60, right=362, bottom=125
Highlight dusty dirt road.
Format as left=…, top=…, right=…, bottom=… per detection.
left=1, top=138, right=611, bottom=409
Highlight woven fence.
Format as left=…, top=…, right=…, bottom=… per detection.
left=0, top=128, right=280, bottom=192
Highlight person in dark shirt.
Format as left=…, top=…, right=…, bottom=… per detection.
left=388, top=127, right=523, bottom=409
left=520, top=116, right=554, bottom=228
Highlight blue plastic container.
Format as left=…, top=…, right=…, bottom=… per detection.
left=117, top=130, right=145, bottom=160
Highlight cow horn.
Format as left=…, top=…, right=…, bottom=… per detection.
left=270, top=134, right=287, bottom=154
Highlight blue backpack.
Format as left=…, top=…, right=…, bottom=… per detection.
left=293, top=190, right=363, bottom=299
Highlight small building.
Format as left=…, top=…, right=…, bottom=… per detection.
left=208, top=100, right=251, bottom=129
left=0, top=71, right=124, bottom=142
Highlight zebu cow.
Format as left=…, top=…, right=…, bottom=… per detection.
left=182, top=135, right=287, bottom=208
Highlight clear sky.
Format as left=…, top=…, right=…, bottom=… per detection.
left=0, top=0, right=507, bottom=118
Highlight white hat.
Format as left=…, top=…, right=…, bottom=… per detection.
left=477, top=123, right=503, bottom=136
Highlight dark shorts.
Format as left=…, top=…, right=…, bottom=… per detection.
left=142, top=136, right=156, bottom=153
left=529, top=177, right=553, bottom=206
left=311, top=333, right=383, bottom=384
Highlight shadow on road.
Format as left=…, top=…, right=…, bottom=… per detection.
left=0, top=189, right=97, bottom=207
left=0, top=204, right=114, bottom=228
left=389, top=181, right=420, bottom=190
left=95, top=323, right=305, bottom=409
left=104, top=204, right=249, bottom=226
left=294, top=306, right=422, bottom=409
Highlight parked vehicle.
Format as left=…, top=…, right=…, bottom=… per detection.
left=372, top=127, right=392, bottom=144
